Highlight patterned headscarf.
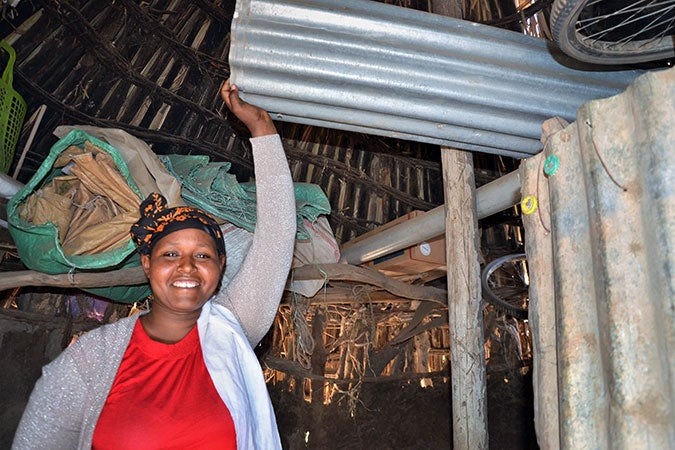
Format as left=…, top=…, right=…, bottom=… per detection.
left=130, top=193, right=226, bottom=257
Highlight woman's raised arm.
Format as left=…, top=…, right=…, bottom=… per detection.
left=215, top=81, right=296, bottom=346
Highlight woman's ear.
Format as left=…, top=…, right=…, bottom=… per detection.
left=141, top=253, right=151, bottom=278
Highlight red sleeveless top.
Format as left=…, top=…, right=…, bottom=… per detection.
left=92, top=320, right=236, bottom=449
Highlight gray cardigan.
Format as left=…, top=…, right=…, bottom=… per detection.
left=12, top=134, right=297, bottom=449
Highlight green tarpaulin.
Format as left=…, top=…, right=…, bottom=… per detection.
left=7, top=130, right=151, bottom=303
left=160, top=154, right=331, bottom=239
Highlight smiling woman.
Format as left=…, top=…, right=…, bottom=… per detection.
left=142, top=227, right=224, bottom=315
left=11, top=81, right=297, bottom=450
left=125, top=191, right=227, bottom=343
left=132, top=194, right=228, bottom=342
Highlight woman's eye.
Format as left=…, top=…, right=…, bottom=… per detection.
left=163, top=251, right=179, bottom=257
left=196, top=253, right=211, bottom=259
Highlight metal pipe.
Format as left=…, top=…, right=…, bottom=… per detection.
left=0, top=172, right=24, bottom=199
left=340, top=170, right=521, bottom=264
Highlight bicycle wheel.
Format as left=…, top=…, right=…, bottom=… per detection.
left=481, top=253, right=529, bottom=320
left=551, top=0, right=675, bottom=64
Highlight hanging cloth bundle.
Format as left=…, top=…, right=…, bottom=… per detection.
left=7, top=130, right=150, bottom=303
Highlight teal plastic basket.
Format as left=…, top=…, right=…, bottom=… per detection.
left=0, top=40, right=26, bottom=174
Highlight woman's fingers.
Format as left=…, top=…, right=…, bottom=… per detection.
left=222, top=82, right=254, bottom=120
left=220, top=79, right=235, bottom=109
left=221, top=80, right=248, bottom=114
left=222, top=79, right=246, bottom=112
left=221, top=78, right=276, bottom=137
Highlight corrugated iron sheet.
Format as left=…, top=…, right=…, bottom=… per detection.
left=230, top=0, right=641, bottom=158
left=521, top=67, right=674, bottom=449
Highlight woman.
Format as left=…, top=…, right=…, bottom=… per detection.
left=12, top=80, right=296, bottom=450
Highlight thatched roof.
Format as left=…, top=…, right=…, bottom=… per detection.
left=2, top=0, right=516, bottom=246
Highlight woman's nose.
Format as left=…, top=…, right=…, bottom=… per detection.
left=177, top=256, right=197, bottom=272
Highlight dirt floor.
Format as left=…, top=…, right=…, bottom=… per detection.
left=486, top=368, right=538, bottom=450
left=269, top=366, right=538, bottom=450
left=269, top=376, right=452, bottom=449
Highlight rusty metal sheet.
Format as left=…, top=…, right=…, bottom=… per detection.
left=521, top=67, right=674, bottom=449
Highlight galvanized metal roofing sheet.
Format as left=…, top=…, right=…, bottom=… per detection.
left=230, top=0, right=642, bottom=158
left=521, top=66, right=674, bottom=448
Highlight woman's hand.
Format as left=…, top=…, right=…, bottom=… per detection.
left=221, top=79, right=277, bottom=137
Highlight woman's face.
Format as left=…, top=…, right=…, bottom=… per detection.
left=141, top=227, right=226, bottom=315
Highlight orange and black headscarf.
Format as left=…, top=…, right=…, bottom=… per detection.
left=130, top=193, right=226, bottom=256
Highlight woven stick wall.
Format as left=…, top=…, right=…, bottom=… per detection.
left=264, top=292, right=451, bottom=413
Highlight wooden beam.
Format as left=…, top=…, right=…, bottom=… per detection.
left=429, top=0, right=463, bottom=19
left=0, top=263, right=446, bottom=307
left=263, top=355, right=449, bottom=384
left=282, top=288, right=442, bottom=306
left=0, top=266, right=148, bottom=291
left=292, top=263, right=447, bottom=305
left=442, top=148, right=489, bottom=450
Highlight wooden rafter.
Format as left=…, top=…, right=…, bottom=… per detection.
left=0, top=263, right=448, bottom=306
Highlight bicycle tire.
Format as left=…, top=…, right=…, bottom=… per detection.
left=551, top=0, right=675, bottom=64
left=481, top=253, right=529, bottom=320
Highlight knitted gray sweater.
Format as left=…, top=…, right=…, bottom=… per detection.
left=12, top=134, right=297, bottom=449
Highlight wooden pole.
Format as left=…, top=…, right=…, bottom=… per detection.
left=442, top=149, right=488, bottom=449
left=429, top=1, right=488, bottom=447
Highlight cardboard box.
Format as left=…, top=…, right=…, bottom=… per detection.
left=344, top=211, right=446, bottom=276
